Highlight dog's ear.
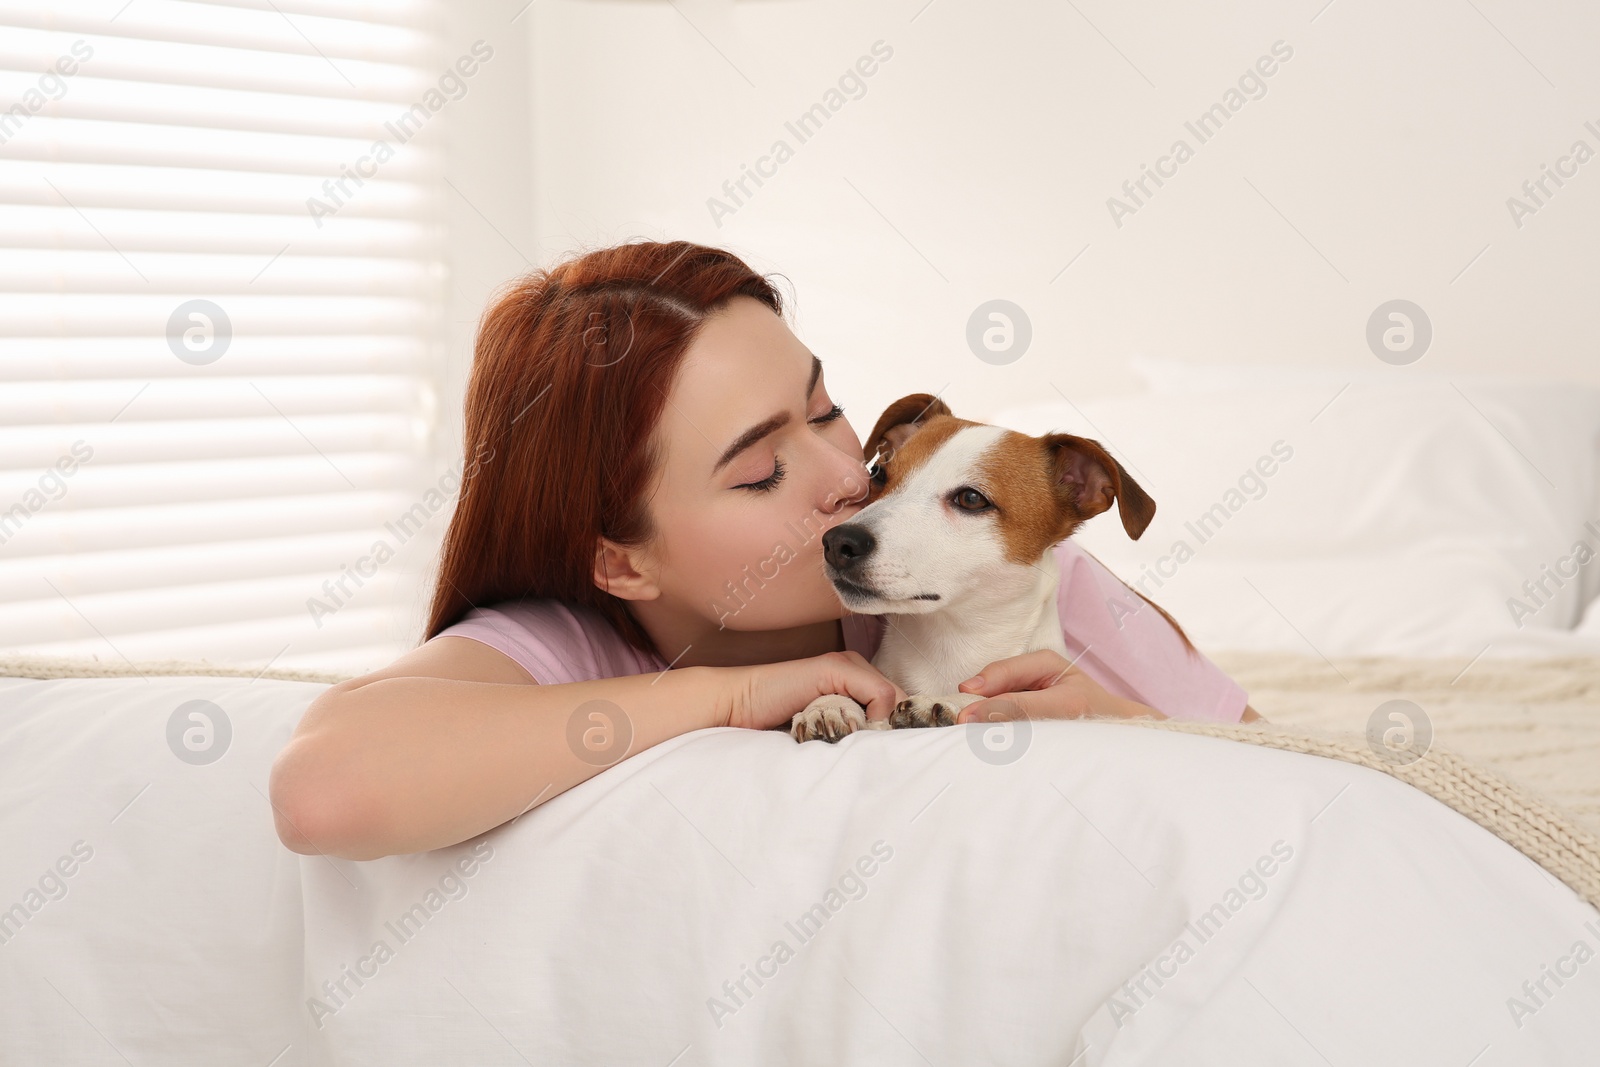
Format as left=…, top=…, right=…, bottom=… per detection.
left=863, top=393, right=952, bottom=462
left=1046, top=434, right=1156, bottom=540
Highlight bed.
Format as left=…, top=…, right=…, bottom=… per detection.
left=0, top=654, right=1596, bottom=1065
left=4, top=368, right=1600, bottom=1064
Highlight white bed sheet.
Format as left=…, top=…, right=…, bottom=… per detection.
left=2, top=673, right=1597, bottom=1065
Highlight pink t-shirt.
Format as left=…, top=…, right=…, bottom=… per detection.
left=430, top=539, right=1249, bottom=723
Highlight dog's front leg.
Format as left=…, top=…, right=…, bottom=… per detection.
left=889, top=692, right=984, bottom=729
left=791, top=695, right=893, bottom=743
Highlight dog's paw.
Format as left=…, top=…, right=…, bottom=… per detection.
left=792, top=695, right=876, bottom=743
left=889, top=692, right=982, bottom=729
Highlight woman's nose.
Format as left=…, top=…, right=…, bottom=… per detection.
left=824, top=462, right=872, bottom=511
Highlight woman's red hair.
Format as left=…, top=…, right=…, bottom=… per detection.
left=424, top=240, right=784, bottom=655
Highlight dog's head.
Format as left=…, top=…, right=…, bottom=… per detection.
left=821, top=393, right=1156, bottom=612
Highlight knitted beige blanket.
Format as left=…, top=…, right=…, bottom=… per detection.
left=3, top=651, right=1598, bottom=910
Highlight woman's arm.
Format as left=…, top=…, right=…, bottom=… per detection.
left=268, top=638, right=905, bottom=861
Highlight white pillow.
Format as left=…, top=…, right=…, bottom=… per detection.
left=1578, top=591, right=1600, bottom=638
left=1128, top=356, right=1600, bottom=620
left=990, top=376, right=1600, bottom=657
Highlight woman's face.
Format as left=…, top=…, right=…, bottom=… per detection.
left=638, top=296, right=871, bottom=633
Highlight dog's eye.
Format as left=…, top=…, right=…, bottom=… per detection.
left=953, top=488, right=991, bottom=512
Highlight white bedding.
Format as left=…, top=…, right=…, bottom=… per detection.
left=3, top=672, right=1598, bottom=1065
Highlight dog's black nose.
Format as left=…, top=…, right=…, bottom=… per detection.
left=823, top=523, right=875, bottom=571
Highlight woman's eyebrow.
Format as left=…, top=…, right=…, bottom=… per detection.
left=712, top=355, right=824, bottom=474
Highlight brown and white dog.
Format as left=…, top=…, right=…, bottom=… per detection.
left=792, top=392, right=1194, bottom=743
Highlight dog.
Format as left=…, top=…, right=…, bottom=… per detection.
left=792, top=392, right=1193, bottom=743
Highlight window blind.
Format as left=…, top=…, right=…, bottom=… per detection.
left=0, top=0, right=451, bottom=671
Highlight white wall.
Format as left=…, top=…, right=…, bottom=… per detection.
left=519, top=0, right=1600, bottom=428
left=369, top=2, right=534, bottom=655
left=439, top=4, right=536, bottom=457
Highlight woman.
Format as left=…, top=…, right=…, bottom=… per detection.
left=269, top=240, right=1257, bottom=861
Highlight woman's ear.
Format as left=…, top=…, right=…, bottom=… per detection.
left=862, top=393, right=953, bottom=463
left=593, top=538, right=662, bottom=602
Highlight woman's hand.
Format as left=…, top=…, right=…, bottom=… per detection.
left=953, top=649, right=1166, bottom=724
left=719, top=652, right=910, bottom=732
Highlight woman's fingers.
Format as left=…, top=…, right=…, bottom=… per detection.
left=739, top=654, right=910, bottom=732
left=958, top=683, right=1156, bottom=724
left=858, top=679, right=907, bottom=723
left=957, top=696, right=1024, bottom=725
left=837, top=655, right=906, bottom=722
left=957, top=649, right=1077, bottom=696
left=824, top=651, right=906, bottom=721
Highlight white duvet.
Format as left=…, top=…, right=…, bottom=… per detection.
left=2, top=672, right=1598, bottom=1065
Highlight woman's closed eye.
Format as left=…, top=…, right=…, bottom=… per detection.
left=812, top=402, right=845, bottom=425
left=738, top=455, right=787, bottom=493
left=735, top=403, right=847, bottom=492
